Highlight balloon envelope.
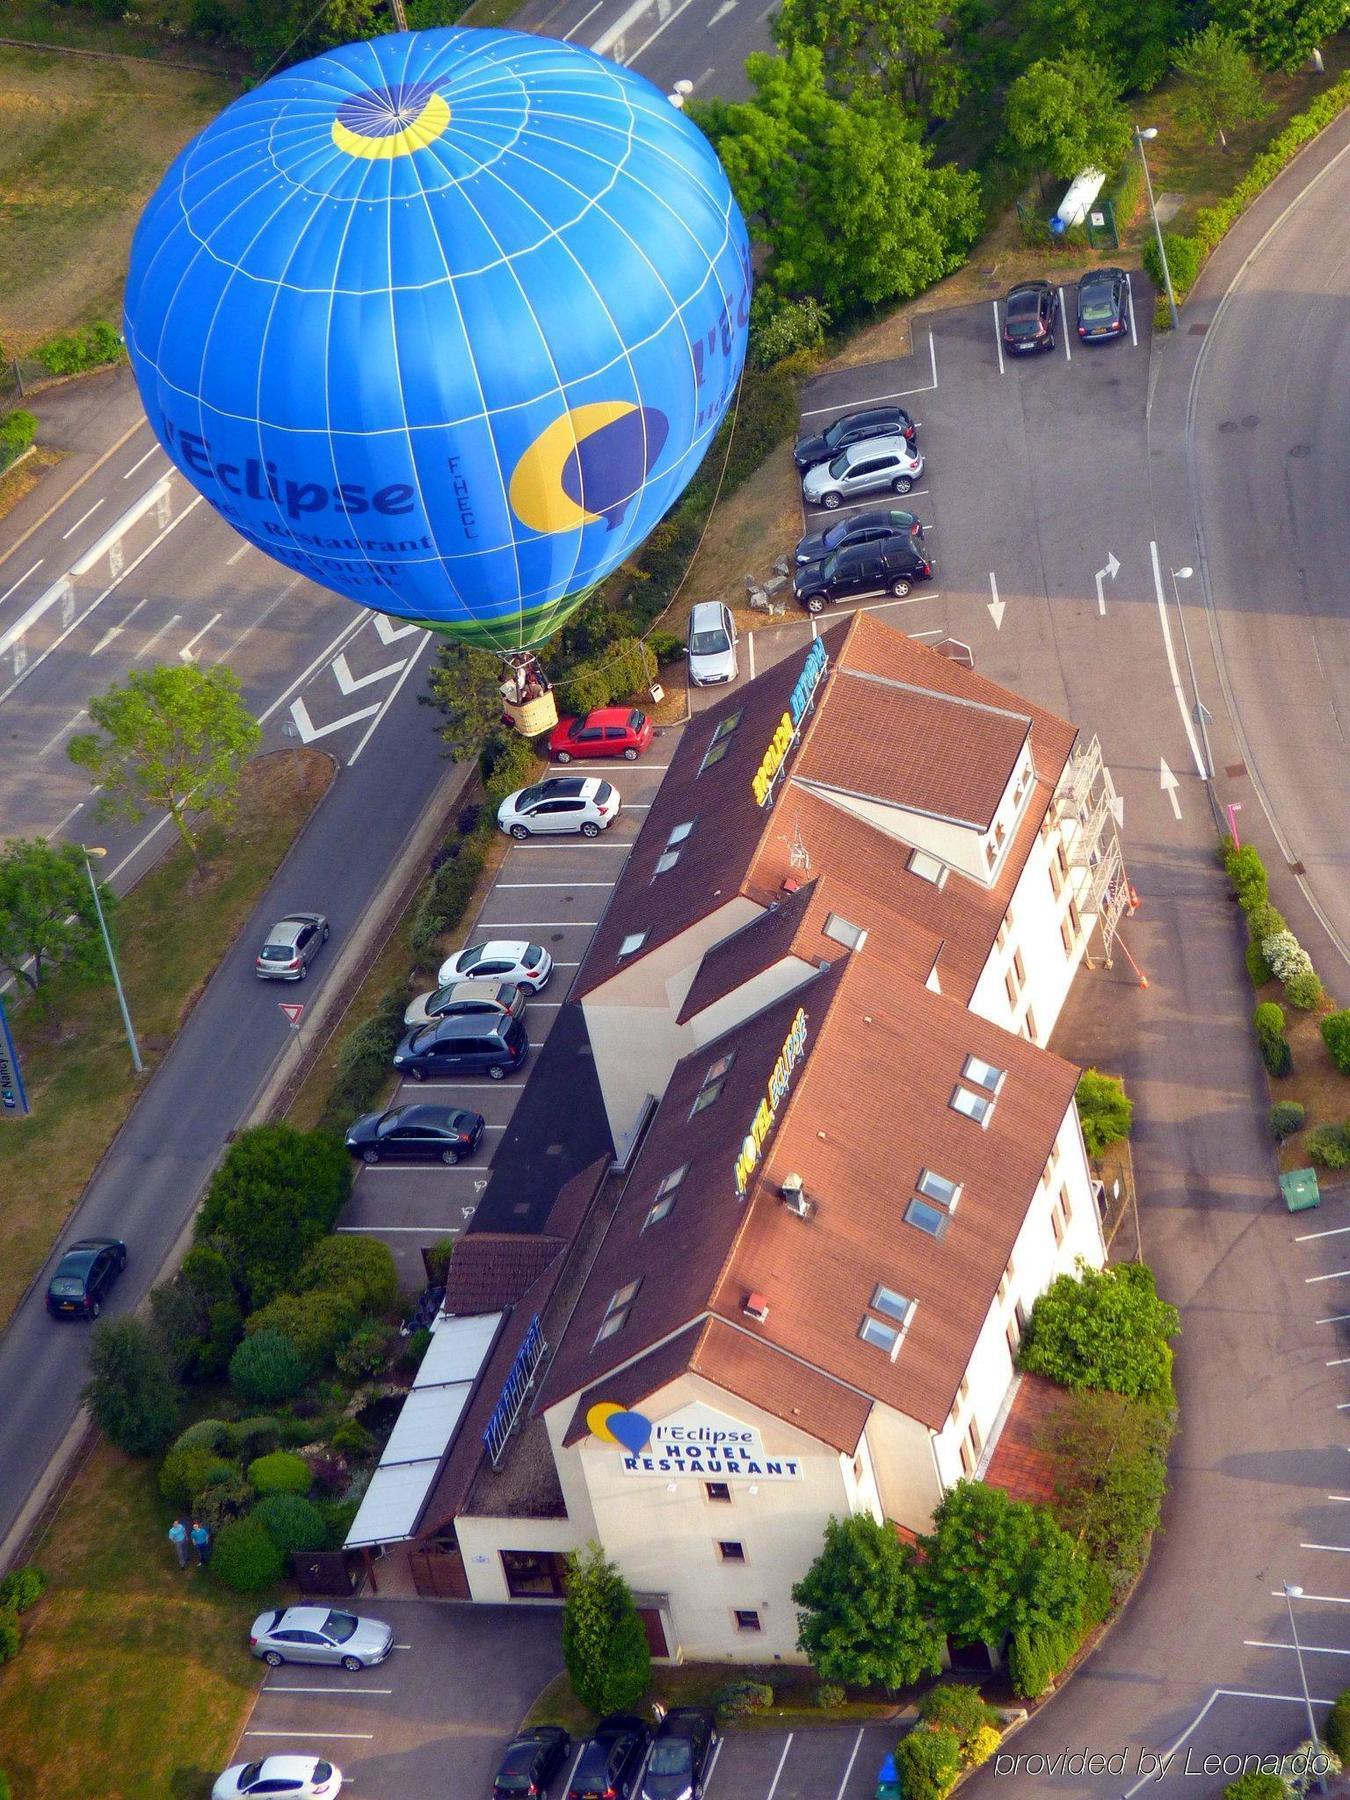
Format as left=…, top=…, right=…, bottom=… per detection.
left=124, top=28, right=751, bottom=652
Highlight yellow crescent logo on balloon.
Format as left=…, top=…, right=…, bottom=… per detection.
left=332, top=90, right=451, bottom=160
left=587, top=1402, right=625, bottom=1444
left=509, top=402, right=641, bottom=536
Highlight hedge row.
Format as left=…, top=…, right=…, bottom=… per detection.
left=0, top=408, right=37, bottom=475
left=33, top=321, right=125, bottom=376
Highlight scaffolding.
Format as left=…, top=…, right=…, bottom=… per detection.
left=1054, top=734, right=1131, bottom=968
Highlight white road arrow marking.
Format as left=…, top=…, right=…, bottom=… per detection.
left=987, top=571, right=1005, bottom=630
left=90, top=625, right=122, bottom=656
left=461, top=1205, right=476, bottom=1217
left=373, top=612, right=423, bottom=646
left=708, top=0, right=736, bottom=22
left=332, top=651, right=407, bottom=695
left=1094, top=552, right=1121, bottom=615
left=136, top=613, right=182, bottom=660
left=1160, top=756, right=1181, bottom=821
left=289, top=695, right=382, bottom=743
left=178, top=611, right=221, bottom=662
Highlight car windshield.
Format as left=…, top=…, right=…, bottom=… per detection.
left=260, top=945, right=292, bottom=960
left=497, top=1746, right=537, bottom=1784
left=689, top=628, right=729, bottom=655
left=826, top=451, right=851, bottom=477
left=627, top=711, right=646, bottom=731
left=820, top=552, right=838, bottom=581
left=428, top=985, right=460, bottom=1009
left=648, top=1742, right=692, bottom=1775
left=514, top=785, right=545, bottom=809
left=50, top=1278, right=84, bottom=1296
left=523, top=946, right=542, bottom=967
left=409, top=1025, right=440, bottom=1050
left=822, top=420, right=846, bottom=449
left=324, top=1611, right=358, bottom=1642
left=376, top=1110, right=408, bottom=1137
left=823, top=523, right=847, bottom=550
left=1007, top=315, right=1039, bottom=336
left=239, top=1767, right=263, bottom=1787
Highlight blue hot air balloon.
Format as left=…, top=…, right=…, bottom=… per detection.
left=123, top=28, right=751, bottom=656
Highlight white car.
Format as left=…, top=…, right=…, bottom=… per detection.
left=801, top=434, right=924, bottom=510
left=212, top=1755, right=342, bottom=1798
left=497, top=775, right=620, bottom=840
left=687, top=600, right=738, bottom=686
left=437, top=940, right=554, bottom=992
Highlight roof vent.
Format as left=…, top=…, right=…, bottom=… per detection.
left=780, top=1173, right=815, bottom=1220
left=781, top=876, right=802, bottom=894
left=743, top=1291, right=770, bottom=1323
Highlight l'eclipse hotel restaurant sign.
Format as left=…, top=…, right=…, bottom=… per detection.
left=751, top=638, right=828, bottom=809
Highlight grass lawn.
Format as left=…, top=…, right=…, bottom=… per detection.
left=0, top=1442, right=261, bottom=1800
left=0, top=748, right=334, bottom=1327
left=0, top=445, right=63, bottom=520
left=0, top=42, right=234, bottom=352
left=526, top=1664, right=903, bottom=1738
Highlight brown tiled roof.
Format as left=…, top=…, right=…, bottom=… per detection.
left=677, top=880, right=819, bottom=1024
left=532, top=970, right=847, bottom=1417
left=795, top=666, right=1030, bottom=828
left=983, top=1374, right=1074, bottom=1508
left=559, top=1318, right=871, bottom=1456
left=443, top=1234, right=570, bottom=1316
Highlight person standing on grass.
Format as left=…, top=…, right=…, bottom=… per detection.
left=168, top=1518, right=189, bottom=1569
left=191, top=1519, right=212, bottom=1567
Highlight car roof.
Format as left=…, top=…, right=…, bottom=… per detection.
left=463, top=940, right=532, bottom=961
left=252, top=1758, right=323, bottom=1776
left=385, top=1103, right=462, bottom=1127
left=1082, top=264, right=1126, bottom=284
left=440, top=979, right=510, bottom=1001
left=574, top=706, right=635, bottom=727
left=535, top=776, right=589, bottom=796
left=1008, top=280, right=1052, bottom=301
left=840, top=433, right=908, bottom=461
left=67, top=1237, right=120, bottom=1252
left=274, top=1606, right=334, bottom=1631
left=419, top=1012, right=511, bottom=1042
left=689, top=600, right=727, bottom=626
left=660, top=1708, right=713, bottom=1732
left=55, top=1248, right=97, bottom=1273
left=264, top=918, right=311, bottom=945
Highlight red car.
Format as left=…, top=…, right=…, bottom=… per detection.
left=549, top=707, right=653, bottom=763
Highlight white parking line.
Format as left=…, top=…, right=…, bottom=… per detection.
left=1058, top=288, right=1071, bottom=360
left=339, top=1225, right=462, bottom=1234
left=496, top=882, right=617, bottom=889
left=1329, top=1359, right=1350, bottom=1366
left=354, top=1157, right=491, bottom=1166
left=0, top=558, right=42, bottom=607
left=1245, top=1640, right=1350, bottom=1657
left=1121, top=1691, right=1337, bottom=1800
left=992, top=302, right=1005, bottom=376
left=565, top=0, right=604, bottom=36
left=797, top=341, right=936, bottom=419
left=765, top=1733, right=794, bottom=1800
left=61, top=498, right=105, bottom=540
left=1306, top=1270, right=1350, bottom=1284
left=702, top=1736, right=726, bottom=1798
left=1299, top=1225, right=1350, bottom=1241
left=39, top=707, right=86, bottom=756
left=263, top=1685, right=394, bottom=1694
left=476, top=921, right=600, bottom=928
left=1128, top=280, right=1138, bottom=347
left=1319, top=1314, right=1350, bottom=1324
left=1301, top=1543, right=1350, bottom=1552
left=834, top=1729, right=865, bottom=1800
left=246, top=1731, right=376, bottom=1740
left=1149, top=538, right=1208, bottom=780
left=122, top=445, right=158, bottom=480
left=507, top=842, right=630, bottom=849
left=1271, top=1590, right=1350, bottom=1601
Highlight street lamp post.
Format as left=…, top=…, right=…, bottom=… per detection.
left=1135, top=126, right=1178, bottom=332
left=1169, top=565, right=1214, bottom=781
left=1284, top=1584, right=1329, bottom=1796
left=81, top=846, right=143, bottom=1075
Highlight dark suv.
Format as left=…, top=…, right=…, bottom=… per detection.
left=46, top=1237, right=127, bottom=1319
left=568, top=1716, right=651, bottom=1800
left=1002, top=280, right=1059, bottom=354
left=793, top=404, right=917, bottom=471
left=794, top=540, right=933, bottom=613
left=392, top=1012, right=527, bottom=1081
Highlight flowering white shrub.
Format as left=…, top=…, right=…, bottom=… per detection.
left=1263, top=930, right=1313, bottom=983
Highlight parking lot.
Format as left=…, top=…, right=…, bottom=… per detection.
left=707, top=1723, right=901, bottom=1800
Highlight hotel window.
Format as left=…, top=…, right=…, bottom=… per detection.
left=595, top=1279, right=641, bottom=1344
left=619, top=931, right=648, bottom=957
left=960, top=1434, right=976, bottom=1476
left=1013, top=761, right=1032, bottom=808
left=963, top=1055, right=1005, bottom=1094
left=1043, top=1143, right=1060, bottom=1186
left=908, top=847, right=947, bottom=886
left=644, top=1163, right=688, bottom=1230
left=950, top=1085, right=994, bottom=1126
left=905, top=1198, right=949, bottom=1237
left=705, top=1482, right=732, bottom=1503
left=1060, top=914, right=1075, bottom=956
left=654, top=851, right=680, bottom=876
left=734, top=1610, right=762, bottom=1633
left=654, top=822, right=695, bottom=876
left=860, top=1314, right=901, bottom=1354
left=996, top=910, right=1013, bottom=951
left=986, top=839, right=998, bottom=871
left=699, top=712, right=742, bottom=773
left=718, top=1541, right=747, bottom=1563
left=966, top=1415, right=983, bottom=1464
left=1014, top=949, right=1026, bottom=988
left=871, top=1283, right=914, bottom=1323
left=1057, top=842, right=1071, bottom=882
left=1022, top=1005, right=1039, bottom=1043
left=1006, top=950, right=1026, bottom=1007
left=691, top=1053, right=735, bottom=1115
left=917, top=1169, right=961, bottom=1207
left=1068, top=895, right=1082, bottom=938
left=1005, top=968, right=1020, bottom=1009
left=1014, top=1299, right=1028, bottom=1334
left=1006, top=1318, right=1020, bottom=1359
left=824, top=912, right=868, bottom=951
left=997, top=1260, right=1014, bottom=1304
left=1051, top=1183, right=1072, bottom=1244
left=1050, top=856, right=1063, bottom=898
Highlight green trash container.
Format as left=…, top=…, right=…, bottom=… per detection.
left=1281, top=1167, right=1320, bottom=1213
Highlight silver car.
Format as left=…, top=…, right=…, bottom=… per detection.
left=687, top=600, right=738, bottom=685
left=249, top=1606, right=393, bottom=1670
left=255, top=913, right=329, bottom=981
left=404, top=978, right=526, bottom=1029
left=801, top=434, right=924, bottom=510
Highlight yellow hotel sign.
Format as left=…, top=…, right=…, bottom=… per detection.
left=734, top=1006, right=808, bottom=1195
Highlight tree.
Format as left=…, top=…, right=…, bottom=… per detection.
left=295, top=1235, right=398, bottom=1314
left=196, top=1124, right=352, bottom=1307
left=1208, top=0, right=1345, bottom=73
left=68, top=664, right=261, bottom=873
left=918, top=1481, right=1088, bottom=1647
left=1019, top=1260, right=1180, bottom=1404
left=691, top=49, right=982, bottom=317
left=0, top=837, right=111, bottom=995
left=422, top=642, right=506, bottom=762
left=562, top=1543, right=651, bottom=1715
left=1039, top=1389, right=1172, bottom=1595
left=83, top=1318, right=181, bottom=1456
left=1321, top=1010, right=1350, bottom=1074
left=1074, top=1069, right=1133, bottom=1155
left=792, top=1514, right=944, bottom=1688
left=774, top=0, right=965, bottom=116
left=1172, top=25, right=1270, bottom=146
left=1004, top=52, right=1132, bottom=183
left=1022, top=0, right=1183, bottom=94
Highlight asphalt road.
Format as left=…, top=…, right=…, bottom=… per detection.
left=509, top=0, right=772, bottom=101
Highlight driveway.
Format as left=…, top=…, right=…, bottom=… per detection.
left=707, top=1724, right=898, bottom=1800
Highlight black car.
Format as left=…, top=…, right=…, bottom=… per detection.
left=1076, top=266, right=1130, bottom=343
left=793, top=404, right=917, bottom=471
left=794, top=507, right=922, bottom=566
left=493, top=1727, right=573, bottom=1800
left=345, top=1103, right=485, bottom=1165
left=1002, top=280, right=1058, bottom=354
left=46, top=1237, right=127, bottom=1319
left=568, top=1715, right=651, bottom=1800
left=392, top=1012, right=528, bottom=1082
left=640, top=1710, right=717, bottom=1800
left=794, top=540, right=933, bottom=613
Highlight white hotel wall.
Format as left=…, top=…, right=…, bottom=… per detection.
left=969, top=812, right=1089, bottom=1043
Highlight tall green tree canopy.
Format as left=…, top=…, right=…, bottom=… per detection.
left=1004, top=51, right=1133, bottom=181
left=562, top=1543, right=651, bottom=1715
left=423, top=642, right=507, bottom=764
left=83, top=1317, right=181, bottom=1456
left=1172, top=23, right=1271, bottom=143
left=919, top=1481, right=1088, bottom=1646
left=1019, top=1260, right=1180, bottom=1403
left=774, top=0, right=965, bottom=115
left=1041, top=1389, right=1172, bottom=1595
left=196, top=1124, right=352, bottom=1309
left=0, top=837, right=111, bottom=994
left=69, top=664, right=261, bottom=871
left=792, top=1513, right=944, bottom=1688
left=1208, top=0, right=1346, bottom=73
left=692, top=48, right=982, bottom=316
left=1024, top=0, right=1183, bottom=93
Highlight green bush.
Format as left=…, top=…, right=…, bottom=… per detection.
left=712, top=1679, right=774, bottom=1718
left=557, top=638, right=659, bottom=719
left=316, top=1496, right=362, bottom=1548
left=1253, top=1001, right=1292, bottom=1077
left=1245, top=938, right=1273, bottom=985
left=894, top=1726, right=962, bottom=1800
left=1270, top=1101, right=1306, bottom=1142
left=1008, top=1623, right=1076, bottom=1699
left=1285, top=968, right=1325, bottom=1011
left=408, top=823, right=493, bottom=965
left=814, top=1681, right=846, bottom=1708
left=171, top=1418, right=232, bottom=1454
left=1246, top=900, right=1286, bottom=942
left=648, top=630, right=684, bottom=666
left=1263, top=930, right=1313, bottom=985
left=194, top=1475, right=256, bottom=1533
left=246, top=1288, right=363, bottom=1372
left=918, top=1684, right=1000, bottom=1750
left=482, top=736, right=541, bottom=804
left=1075, top=1069, right=1133, bottom=1155
left=1019, top=1261, right=1179, bottom=1403
left=0, top=1767, right=12, bottom=1800
left=0, top=1566, right=45, bottom=1614
left=247, top=1450, right=312, bottom=1497
left=749, top=292, right=830, bottom=369
left=254, top=1493, right=329, bottom=1556
left=159, top=1443, right=238, bottom=1509
left=424, top=1239, right=456, bottom=1285
left=1142, top=231, right=1203, bottom=301
left=330, top=1418, right=376, bottom=1457
left=1307, top=1126, right=1350, bottom=1171
left=334, top=1320, right=394, bottom=1380
left=33, top=320, right=124, bottom=375
left=1322, top=1011, right=1350, bottom=1075
left=83, top=1317, right=181, bottom=1456
left=211, top=1518, right=286, bottom=1593
left=1223, top=1776, right=1292, bottom=1800
left=1223, top=841, right=1268, bottom=905
left=0, top=408, right=37, bottom=474
left=1080, top=1557, right=1114, bottom=1629
left=296, top=1235, right=398, bottom=1315
left=229, top=1329, right=307, bottom=1406
left=402, top=1324, right=434, bottom=1371
left=0, top=1609, right=20, bottom=1665
left=1325, top=1689, right=1350, bottom=1765
left=228, top=1416, right=283, bottom=1460
left=197, top=1123, right=352, bottom=1307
